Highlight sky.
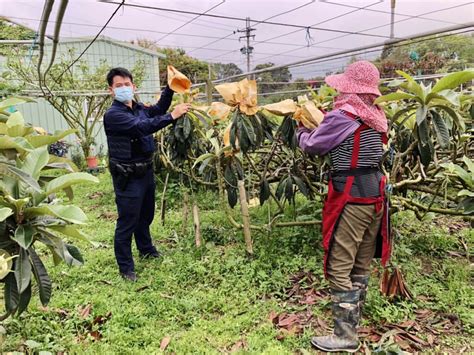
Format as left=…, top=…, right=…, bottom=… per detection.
left=0, top=0, right=473, bottom=77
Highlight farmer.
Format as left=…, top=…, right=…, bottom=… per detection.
left=297, top=61, right=391, bottom=352
left=104, top=67, right=190, bottom=282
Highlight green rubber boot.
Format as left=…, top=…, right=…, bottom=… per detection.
left=311, top=289, right=361, bottom=353
left=351, top=274, right=369, bottom=313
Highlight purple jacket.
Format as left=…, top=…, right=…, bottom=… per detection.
left=297, top=109, right=360, bottom=156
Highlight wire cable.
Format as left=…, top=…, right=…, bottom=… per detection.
left=54, top=0, right=124, bottom=81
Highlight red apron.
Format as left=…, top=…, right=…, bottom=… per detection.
left=322, top=115, right=391, bottom=277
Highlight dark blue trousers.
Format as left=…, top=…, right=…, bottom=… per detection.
left=111, top=168, right=157, bottom=273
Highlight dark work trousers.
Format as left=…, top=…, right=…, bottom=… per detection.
left=111, top=167, right=157, bottom=273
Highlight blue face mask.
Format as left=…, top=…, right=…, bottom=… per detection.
left=113, top=86, right=134, bottom=103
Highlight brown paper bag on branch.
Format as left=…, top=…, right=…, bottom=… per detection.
left=262, top=99, right=298, bottom=116
left=208, top=102, right=232, bottom=122
left=167, top=65, right=191, bottom=94
left=293, top=101, right=324, bottom=129
left=215, top=78, right=258, bottom=115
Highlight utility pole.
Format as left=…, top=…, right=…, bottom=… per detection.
left=236, top=17, right=255, bottom=78
left=390, top=0, right=396, bottom=39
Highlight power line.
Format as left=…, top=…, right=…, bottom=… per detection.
left=201, top=1, right=383, bottom=63
left=208, top=23, right=474, bottom=84
left=155, top=0, right=226, bottom=43
left=320, top=0, right=463, bottom=25
left=252, top=2, right=474, bottom=65
left=187, top=0, right=318, bottom=56
left=54, top=0, right=125, bottom=81
left=99, top=0, right=395, bottom=39
left=2, top=15, right=349, bottom=52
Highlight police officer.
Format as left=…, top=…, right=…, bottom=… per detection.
left=104, top=67, right=190, bottom=281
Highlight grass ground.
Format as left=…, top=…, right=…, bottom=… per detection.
left=1, top=172, right=473, bottom=354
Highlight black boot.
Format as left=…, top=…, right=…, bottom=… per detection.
left=351, top=274, right=369, bottom=313
left=311, top=289, right=361, bottom=353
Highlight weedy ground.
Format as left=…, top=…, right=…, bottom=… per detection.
left=1, top=173, right=472, bottom=354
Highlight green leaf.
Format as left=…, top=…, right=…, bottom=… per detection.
left=4, top=272, right=19, bottom=314
left=432, top=105, right=464, bottom=131
left=0, top=136, right=33, bottom=152
left=25, top=205, right=88, bottom=224
left=65, top=244, right=84, bottom=266
left=6, top=111, right=24, bottom=128
left=259, top=179, right=270, bottom=206
left=3, top=165, right=41, bottom=192
left=276, top=177, right=287, bottom=200
left=431, top=111, right=450, bottom=149
left=374, top=91, right=417, bottom=104
left=192, top=153, right=215, bottom=169
left=426, top=90, right=460, bottom=106
left=21, top=147, right=50, bottom=180
left=227, top=187, right=237, bottom=208
left=44, top=172, right=98, bottom=197
left=14, top=248, right=31, bottom=294
left=26, top=129, right=76, bottom=148
left=28, top=247, right=52, bottom=306
left=0, top=97, right=35, bottom=110
left=0, top=207, right=13, bottom=222
left=431, top=69, right=474, bottom=94
left=415, top=106, right=428, bottom=126
left=396, top=70, right=424, bottom=100
left=285, top=175, right=294, bottom=201
left=46, top=156, right=79, bottom=173
left=13, top=225, right=35, bottom=249
left=462, top=156, right=474, bottom=174
left=458, top=189, right=474, bottom=198
left=292, top=176, right=310, bottom=198
left=17, top=282, right=31, bottom=316
left=45, top=225, right=90, bottom=244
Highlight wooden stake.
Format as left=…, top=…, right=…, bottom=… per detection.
left=192, top=203, right=202, bottom=248
left=160, top=172, right=169, bottom=226
left=238, top=180, right=253, bottom=254
left=182, top=189, right=189, bottom=236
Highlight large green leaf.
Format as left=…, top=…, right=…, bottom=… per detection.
left=432, top=105, right=465, bottom=131
left=44, top=172, right=98, bottom=197
left=431, top=69, right=474, bottom=94
left=462, top=156, right=474, bottom=174
left=37, top=233, right=84, bottom=267
left=1, top=165, right=41, bottom=192
left=12, top=224, right=35, bottom=249
left=45, top=225, right=90, bottom=244
left=426, top=90, right=461, bottom=106
left=6, top=111, right=24, bottom=128
left=14, top=248, right=31, bottom=294
left=0, top=207, right=13, bottom=222
left=46, top=156, right=79, bottom=173
left=24, top=205, right=88, bottom=224
left=396, top=70, right=424, bottom=100
left=28, top=247, right=51, bottom=306
left=26, top=129, right=76, bottom=148
left=415, top=106, right=428, bottom=126
left=17, top=282, right=32, bottom=316
left=65, top=244, right=84, bottom=266
left=0, top=136, right=34, bottom=152
left=192, top=153, right=215, bottom=169
left=4, top=272, right=19, bottom=314
left=0, top=97, right=35, bottom=110
left=21, top=146, right=50, bottom=180
left=374, top=91, right=417, bottom=104
left=431, top=111, right=450, bottom=149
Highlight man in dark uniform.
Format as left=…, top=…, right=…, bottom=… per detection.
left=104, top=67, right=190, bottom=281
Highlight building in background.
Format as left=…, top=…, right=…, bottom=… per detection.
left=0, top=31, right=164, bottom=156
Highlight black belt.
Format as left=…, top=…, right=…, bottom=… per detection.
left=109, top=158, right=153, bottom=178
left=330, top=167, right=380, bottom=178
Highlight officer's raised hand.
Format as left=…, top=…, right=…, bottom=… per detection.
left=171, top=103, right=191, bottom=120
